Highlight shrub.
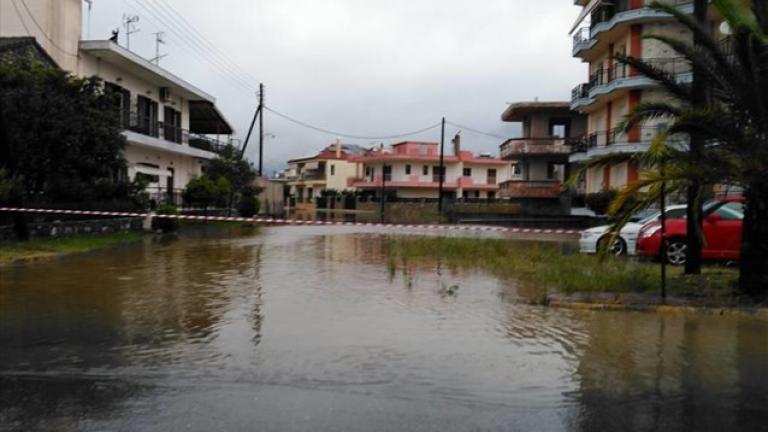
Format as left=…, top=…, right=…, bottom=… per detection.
left=238, top=195, right=261, bottom=217
left=154, top=204, right=180, bottom=233
left=585, top=190, right=617, bottom=215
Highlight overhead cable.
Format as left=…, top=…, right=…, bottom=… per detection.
left=18, top=0, right=78, bottom=57
left=446, top=120, right=509, bottom=140
left=265, top=106, right=442, bottom=140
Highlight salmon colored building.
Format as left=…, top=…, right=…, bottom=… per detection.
left=348, top=141, right=512, bottom=200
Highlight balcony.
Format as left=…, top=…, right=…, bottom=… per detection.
left=500, top=180, right=562, bottom=199
left=500, top=138, right=572, bottom=159
left=571, top=58, right=692, bottom=110
left=287, top=171, right=327, bottom=183
left=568, top=126, right=688, bottom=163
left=574, top=1, right=694, bottom=59
left=122, top=111, right=235, bottom=157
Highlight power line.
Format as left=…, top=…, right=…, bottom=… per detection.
left=9, top=0, right=31, bottom=36
left=17, top=0, right=78, bottom=57
left=137, top=0, right=259, bottom=92
left=124, top=0, right=258, bottom=96
left=265, top=106, right=442, bottom=141
left=151, top=0, right=261, bottom=86
left=445, top=120, right=509, bottom=140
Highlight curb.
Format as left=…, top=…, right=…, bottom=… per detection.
left=548, top=300, right=768, bottom=321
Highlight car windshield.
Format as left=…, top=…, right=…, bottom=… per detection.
left=637, top=210, right=662, bottom=225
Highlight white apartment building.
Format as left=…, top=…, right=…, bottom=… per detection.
left=0, top=0, right=235, bottom=204
left=569, top=0, right=727, bottom=194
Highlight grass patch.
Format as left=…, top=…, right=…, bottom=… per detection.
left=385, top=236, right=738, bottom=300
left=0, top=232, right=144, bottom=265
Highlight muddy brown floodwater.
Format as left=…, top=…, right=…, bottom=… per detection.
left=1, top=226, right=767, bottom=432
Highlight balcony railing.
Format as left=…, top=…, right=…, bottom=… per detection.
left=590, top=0, right=693, bottom=29
left=500, top=137, right=572, bottom=158
left=570, top=126, right=682, bottom=154
left=573, top=27, right=591, bottom=47
left=122, top=110, right=233, bottom=156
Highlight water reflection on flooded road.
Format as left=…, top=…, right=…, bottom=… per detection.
left=1, top=226, right=766, bottom=431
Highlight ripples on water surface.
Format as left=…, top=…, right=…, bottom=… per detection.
left=1, top=226, right=767, bottom=431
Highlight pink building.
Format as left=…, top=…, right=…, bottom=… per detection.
left=349, top=141, right=512, bottom=200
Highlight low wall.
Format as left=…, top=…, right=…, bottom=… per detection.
left=0, top=217, right=143, bottom=242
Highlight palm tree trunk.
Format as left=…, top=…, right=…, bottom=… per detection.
left=685, top=0, right=709, bottom=275
left=739, top=180, right=768, bottom=299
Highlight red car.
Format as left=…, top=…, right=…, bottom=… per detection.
left=636, top=196, right=745, bottom=265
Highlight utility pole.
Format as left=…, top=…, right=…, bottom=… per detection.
left=150, top=32, right=167, bottom=65
left=258, top=83, right=264, bottom=177
left=122, top=14, right=140, bottom=50
left=437, top=117, right=446, bottom=216
left=380, top=162, right=386, bottom=223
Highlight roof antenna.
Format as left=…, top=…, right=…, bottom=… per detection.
left=84, top=0, right=94, bottom=39
left=149, top=31, right=167, bottom=65
left=122, top=14, right=140, bottom=50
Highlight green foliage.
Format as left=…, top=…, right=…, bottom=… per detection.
left=206, top=145, right=258, bottom=196
left=385, top=236, right=738, bottom=299
left=183, top=175, right=231, bottom=209
left=0, top=60, right=129, bottom=204
left=237, top=186, right=261, bottom=217
left=155, top=204, right=180, bottom=233
left=585, top=190, right=617, bottom=215
left=0, top=232, right=143, bottom=265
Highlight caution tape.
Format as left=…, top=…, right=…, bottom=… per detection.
left=0, top=207, right=583, bottom=235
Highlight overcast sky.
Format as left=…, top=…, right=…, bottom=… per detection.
left=87, top=0, right=587, bottom=175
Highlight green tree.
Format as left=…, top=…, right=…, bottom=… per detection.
left=206, top=144, right=259, bottom=214
left=574, top=0, right=768, bottom=298
left=182, top=175, right=231, bottom=214
left=0, top=61, right=129, bottom=239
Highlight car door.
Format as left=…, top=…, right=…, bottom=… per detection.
left=703, top=202, right=744, bottom=259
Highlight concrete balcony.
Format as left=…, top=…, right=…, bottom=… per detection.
left=500, top=180, right=562, bottom=199
left=500, top=138, right=572, bottom=159
left=574, top=1, right=694, bottom=60
left=571, top=58, right=692, bottom=111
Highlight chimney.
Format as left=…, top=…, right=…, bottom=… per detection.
left=452, top=133, right=461, bottom=156
left=335, top=137, right=342, bottom=158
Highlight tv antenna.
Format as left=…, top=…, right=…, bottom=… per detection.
left=122, top=14, right=140, bottom=50
left=84, top=0, right=94, bottom=39
left=150, top=32, right=168, bottom=65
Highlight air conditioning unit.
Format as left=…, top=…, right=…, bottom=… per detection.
left=159, top=87, right=171, bottom=102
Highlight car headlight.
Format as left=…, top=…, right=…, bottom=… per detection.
left=639, top=225, right=662, bottom=239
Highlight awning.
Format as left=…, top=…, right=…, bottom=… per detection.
left=569, top=0, right=602, bottom=34
left=131, top=164, right=168, bottom=177
left=189, top=101, right=234, bottom=135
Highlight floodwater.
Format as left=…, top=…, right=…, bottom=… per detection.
left=1, top=226, right=767, bottom=432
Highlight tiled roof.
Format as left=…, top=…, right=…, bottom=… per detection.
left=0, top=37, right=59, bottom=68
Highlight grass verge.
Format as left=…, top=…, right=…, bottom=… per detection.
left=385, top=236, right=739, bottom=303
left=0, top=232, right=144, bottom=265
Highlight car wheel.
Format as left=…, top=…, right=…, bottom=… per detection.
left=598, top=236, right=627, bottom=257
left=665, top=239, right=687, bottom=266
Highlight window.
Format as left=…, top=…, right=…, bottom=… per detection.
left=163, top=107, right=182, bottom=143
left=463, top=168, right=472, bottom=177
left=422, top=165, right=429, bottom=176
left=405, top=164, right=412, bottom=175
left=383, top=165, right=392, bottom=182
left=549, top=118, right=571, bottom=138
left=512, top=163, right=522, bottom=176
left=330, top=165, right=336, bottom=176
left=365, top=166, right=373, bottom=179
left=432, top=166, right=445, bottom=182
left=487, top=169, right=497, bottom=185
left=547, top=163, right=559, bottom=180
left=136, top=95, right=159, bottom=137
left=715, top=202, right=744, bottom=220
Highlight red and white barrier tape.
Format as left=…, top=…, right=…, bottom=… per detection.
left=0, top=207, right=583, bottom=236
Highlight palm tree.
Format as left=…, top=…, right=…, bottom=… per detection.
left=573, top=0, right=768, bottom=298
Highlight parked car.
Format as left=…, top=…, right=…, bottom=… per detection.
left=636, top=196, right=745, bottom=265
left=580, top=205, right=688, bottom=256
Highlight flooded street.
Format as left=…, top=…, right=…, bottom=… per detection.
left=1, top=227, right=767, bottom=431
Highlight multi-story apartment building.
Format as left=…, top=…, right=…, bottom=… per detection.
left=568, top=0, right=726, bottom=194
left=286, top=141, right=366, bottom=209
left=0, top=0, right=235, bottom=203
left=499, top=101, right=587, bottom=199
left=349, top=141, right=511, bottom=200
